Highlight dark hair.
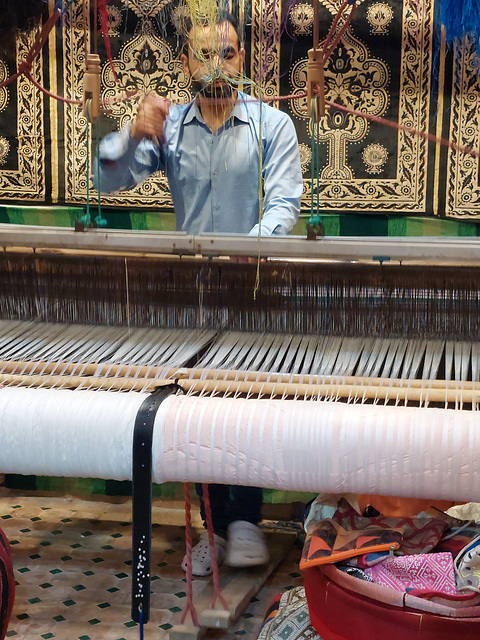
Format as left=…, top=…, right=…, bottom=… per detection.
left=181, top=12, right=241, bottom=56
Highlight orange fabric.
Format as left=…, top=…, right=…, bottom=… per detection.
left=357, top=495, right=457, bottom=518
left=301, top=498, right=451, bottom=570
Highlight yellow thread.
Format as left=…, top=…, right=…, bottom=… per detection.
left=433, top=24, right=446, bottom=218
left=48, top=0, right=59, bottom=203
left=254, top=89, right=263, bottom=300
left=180, top=6, right=268, bottom=298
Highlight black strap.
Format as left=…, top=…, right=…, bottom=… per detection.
left=131, top=382, right=184, bottom=623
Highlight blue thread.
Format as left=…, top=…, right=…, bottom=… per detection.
left=435, top=0, right=480, bottom=45
left=433, top=0, right=480, bottom=108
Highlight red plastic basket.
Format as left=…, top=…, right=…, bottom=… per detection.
left=304, top=564, right=480, bottom=640
left=0, top=527, right=14, bottom=640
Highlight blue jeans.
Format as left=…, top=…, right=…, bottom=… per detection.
left=195, top=483, right=263, bottom=538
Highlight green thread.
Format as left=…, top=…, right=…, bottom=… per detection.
left=80, top=101, right=92, bottom=228
left=310, top=100, right=316, bottom=219
left=95, top=129, right=106, bottom=227
left=80, top=103, right=106, bottom=228
left=306, top=100, right=323, bottom=237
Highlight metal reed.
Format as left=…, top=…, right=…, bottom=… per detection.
left=1, top=252, right=480, bottom=340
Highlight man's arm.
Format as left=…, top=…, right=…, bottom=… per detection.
left=93, top=93, right=170, bottom=193
left=249, top=113, right=303, bottom=237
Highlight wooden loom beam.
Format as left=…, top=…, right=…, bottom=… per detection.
left=1, top=371, right=480, bottom=404
left=1, top=359, right=480, bottom=393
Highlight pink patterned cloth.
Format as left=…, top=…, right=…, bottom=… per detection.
left=364, top=552, right=457, bottom=594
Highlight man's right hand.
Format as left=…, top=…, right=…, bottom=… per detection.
left=130, top=93, right=171, bottom=142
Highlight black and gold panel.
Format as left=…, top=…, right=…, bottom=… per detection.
left=62, top=0, right=190, bottom=207
left=250, top=0, right=282, bottom=102
left=0, top=0, right=477, bottom=219
left=279, top=0, right=433, bottom=212
left=444, top=38, right=480, bottom=218
left=60, top=0, right=434, bottom=212
left=0, top=30, right=46, bottom=201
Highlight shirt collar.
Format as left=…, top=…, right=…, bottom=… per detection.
left=183, top=91, right=250, bottom=126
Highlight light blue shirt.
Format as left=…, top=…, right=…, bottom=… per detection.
left=95, top=91, right=303, bottom=236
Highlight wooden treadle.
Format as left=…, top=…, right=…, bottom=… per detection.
left=169, top=531, right=296, bottom=640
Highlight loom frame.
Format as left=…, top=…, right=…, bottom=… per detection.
left=1, top=223, right=480, bottom=264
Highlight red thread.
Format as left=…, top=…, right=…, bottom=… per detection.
left=202, top=483, right=228, bottom=611
left=0, top=73, right=21, bottom=89
left=180, top=482, right=199, bottom=627
left=322, top=0, right=349, bottom=56
left=97, top=0, right=119, bottom=83
left=0, top=8, right=61, bottom=90
left=25, top=72, right=82, bottom=104
left=324, top=98, right=480, bottom=159
left=259, top=90, right=480, bottom=160
left=323, top=2, right=356, bottom=63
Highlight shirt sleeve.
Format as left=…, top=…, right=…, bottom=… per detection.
left=248, top=112, right=303, bottom=237
left=92, top=123, right=164, bottom=193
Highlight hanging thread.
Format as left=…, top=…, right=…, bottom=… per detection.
left=81, top=100, right=92, bottom=228
left=202, top=483, right=228, bottom=611
left=181, top=482, right=199, bottom=627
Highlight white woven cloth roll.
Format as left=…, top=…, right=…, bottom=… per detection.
left=153, top=394, right=480, bottom=502
left=0, top=387, right=146, bottom=479
left=0, top=386, right=478, bottom=502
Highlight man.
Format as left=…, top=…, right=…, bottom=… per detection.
left=95, top=15, right=302, bottom=236
left=95, top=14, right=303, bottom=575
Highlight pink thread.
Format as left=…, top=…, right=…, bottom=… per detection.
left=180, top=483, right=199, bottom=626
left=202, top=483, right=228, bottom=611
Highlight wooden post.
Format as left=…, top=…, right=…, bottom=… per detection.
left=83, top=53, right=101, bottom=122
left=307, top=48, right=325, bottom=119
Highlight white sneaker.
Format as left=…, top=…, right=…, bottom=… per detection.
left=225, top=520, right=269, bottom=568
left=181, top=531, right=226, bottom=577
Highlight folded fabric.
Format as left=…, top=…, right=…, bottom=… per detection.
left=364, top=552, right=457, bottom=594
left=406, top=588, right=480, bottom=607
left=338, top=565, right=374, bottom=582
left=446, top=502, right=480, bottom=523
left=436, top=524, right=480, bottom=556
left=455, top=534, right=480, bottom=592
left=301, top=497, right=454, bottom=570
left=260, top=592, right=283, bottom=631
left=348, top=550, right=390, bottom=568
left=257, top=586, right=322, bottom=640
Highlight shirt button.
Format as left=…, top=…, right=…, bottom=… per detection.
left=213, top=170, right=218, bottom=175
left=210, top=139, right=214, bottom=145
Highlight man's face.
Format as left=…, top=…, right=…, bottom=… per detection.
left=181, top=22, right=245, bottom=99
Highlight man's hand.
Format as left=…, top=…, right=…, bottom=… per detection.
left=130, top=93, right=171, bottom=142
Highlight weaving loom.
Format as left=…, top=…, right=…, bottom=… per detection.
left=0, top=228, right=479, bottom=501
left=0, top=229, right=478, bottom=637
left=4, top=1, right=480, bottom=636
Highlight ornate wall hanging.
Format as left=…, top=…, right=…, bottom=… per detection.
left=445, top=38, right=480, bottom=218
left=1, top=0, right=479, bottom=221
left=62, top=0, right=190, bottom=207
left=285, top=0, right=433, bottom=212
left=0, top=30, right=46, bottom=201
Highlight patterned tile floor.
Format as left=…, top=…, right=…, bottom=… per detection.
left=0, top=488, right=304, bottom=640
